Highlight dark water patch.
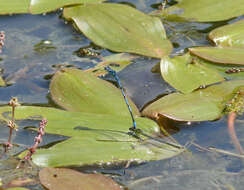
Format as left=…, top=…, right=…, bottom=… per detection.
left=116, top=57, right=175, bottom=110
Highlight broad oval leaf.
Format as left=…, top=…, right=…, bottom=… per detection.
left=0, top=0, right=104, bottom=15
left=50, top=68, right=140, bottom=116
left=189, top=47, right=244, bottom=66
left=209, top=19, right=244, bottom=48
left=142, top=80, right=244, bottom=121
left=162, top=0, right=244, bottom=22
left=0, top=106, right=183, bottom=167
left=39, top=168, right=121, bottom=190
left=63, top=3, right=172, bottom=58
left=160, top=54, right=224, bottom=93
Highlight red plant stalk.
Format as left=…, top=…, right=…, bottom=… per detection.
left=4, top=98, right=20, bottom=150
left=228, top=112, right=244, bottom=155
left=24, top=118, right=47, bottom=160
left=0, top=31, right=5, bottom=53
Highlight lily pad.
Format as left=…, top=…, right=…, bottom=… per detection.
left=209, top=19, right=244, bottom=48
left=39, top=168, right=121, bottom=190
left=0, top=0, right=104, bottom=15
left=160, top=53, right=224, bottom=93
left=142, top=80, right=244, bottom=121
left=63, top=3, right=172, bottom=58
left=50, top=68, right=140, bottom=116
left=189, top=47, right=244, bottom=66
left=162, top=0, right=244, bottom=22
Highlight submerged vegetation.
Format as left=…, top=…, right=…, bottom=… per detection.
left=0, top=0, right=244, bottom=189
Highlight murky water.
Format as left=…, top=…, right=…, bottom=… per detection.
left=0, top=1, right=244, bottom=190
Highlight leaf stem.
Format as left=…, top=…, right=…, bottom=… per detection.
left=228, top=112, right=244, bottom=154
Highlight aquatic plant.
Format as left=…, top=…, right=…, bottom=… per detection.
left=0, top=30, right=5, bottom=53
left=3, top=97, right=20, bottom=151
left=24, top=118, right=47, bottom=160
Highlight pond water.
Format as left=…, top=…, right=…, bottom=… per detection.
left=0, top=1, right=244, bottom=190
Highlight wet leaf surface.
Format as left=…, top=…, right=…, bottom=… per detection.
left=85, top=53, right=138, bottom=76
left=0, top=0, right=104, bottom=14
left=1, top=1, right=244, bottom=190
left=192, top=55, right=244, bottom=80
left=209, top=19, right=244, bottom=48
left=50, top=68, right=140, bottom=116
left=162, top=0, right=244, bottom=22
left=39, top=168, right=122, bottom=190
left=160, top=53, right=224, bottom=93
left=0, top=68, right=182, bottom=167
left=2, top=106, right=181, bottom=167
left=142, top=80, right=244, bottom=121
left=63, top=3, right=172, bottom=58
left=189, top=47, right=244, bottom=65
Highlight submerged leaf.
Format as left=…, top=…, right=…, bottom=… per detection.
left=162, top=0, right=244, bottom=22
left=50, top=68, right=139, bottom=116
left=0, top=76, right=6, bottom=87
left=209, top=19, right=244, bottom=48
left=142, top=80, right=244, bottom=121
left=189, top=47, right=244, bottom=66
left=160, top=54, right=224, bottom=93
left=63, top=3, right=172, bottom=58
left=39, top=168, right=121, bottom=190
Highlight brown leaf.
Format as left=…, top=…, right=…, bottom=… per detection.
left=39, top=168, right=122, bottom=190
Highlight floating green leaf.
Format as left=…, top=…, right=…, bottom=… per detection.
left=39, top=168, right=121, bottom=190
left=160, top=54, right=224, bottom=93
left=85, top=53, right=137, bottom=76
left=161, top=0, right=244, bottom=22
left=1, top=106, right=182, bottom=167
left=192, top=55, right=244, bottom=80
left=0, top=0, right=104, bottom=15
left=209, top=19, right=244, bottom=48
left=0, top=0, right=29, bottom=14
left=50, top=68, right=140, bottom=116
left=189, top=47, right=244, bottom=66
left=63, top=3, right=172, bottom=58
left=0, top=68, right=182, bottom=167
left=142, top=80, right=244, bottom=121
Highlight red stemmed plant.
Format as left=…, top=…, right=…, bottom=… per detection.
left=4, top=97, right=20, bottom=151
